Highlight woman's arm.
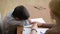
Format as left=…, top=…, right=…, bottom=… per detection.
left=30, top=23, right=38, bottom=34
left=38, top=23, right=56, bottom=28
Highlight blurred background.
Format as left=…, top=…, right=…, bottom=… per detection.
left=0, top=0, right=54, bottom=24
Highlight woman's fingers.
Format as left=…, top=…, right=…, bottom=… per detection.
left=31, top=23, right=38, bottom=29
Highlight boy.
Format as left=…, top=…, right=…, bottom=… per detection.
left=3, top=5, right=31, bottom=34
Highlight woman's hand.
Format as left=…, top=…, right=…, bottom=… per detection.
left=31, top=23, right=38, bottom=34
left=31, top=23, right=38, bottom=29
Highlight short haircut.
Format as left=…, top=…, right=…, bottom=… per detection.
left=49, top=0, right=60, bottom=18
left=12, top=5, right=30, bottom=20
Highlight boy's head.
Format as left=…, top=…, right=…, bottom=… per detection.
left=12, top=5, right=30, bottom=20
left=49, top=0, right=60, bottom=19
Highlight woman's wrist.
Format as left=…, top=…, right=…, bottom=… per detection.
left=31, top=23, right=38, bottom=32
left=31, top=29, right=37, bottom=32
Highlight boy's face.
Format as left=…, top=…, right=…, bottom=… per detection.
left=14, top=17, right=23, bottom=20
left=14, top=17, right=20, bottom=20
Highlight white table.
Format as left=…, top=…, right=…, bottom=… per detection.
left=22, top=27, right=49, bottom=34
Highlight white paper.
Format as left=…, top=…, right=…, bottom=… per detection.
left=30, top=18, right=46, bottom=23
left=37, top=28, right=49, bottom=34
left=24, top=18, right=46, bottom=28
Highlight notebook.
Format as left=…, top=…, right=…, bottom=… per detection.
left=30, top=18, right=46, bottom=23
left=24, top=18, right=46, bottom=28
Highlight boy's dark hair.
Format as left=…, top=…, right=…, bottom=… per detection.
left=12, top=5, right=30, bottom=20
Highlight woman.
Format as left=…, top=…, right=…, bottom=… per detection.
left=31, top=0, right=60, bottom=34
left=45, top=0, right=60, bottom=34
